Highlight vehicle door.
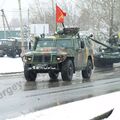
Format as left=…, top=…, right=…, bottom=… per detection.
left=74, top=37, right=82, bottom=70
left=80, top=37, right=88, bottom=68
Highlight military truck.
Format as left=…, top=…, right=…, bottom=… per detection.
left=22, top=28, right=94, bottom=81
left=6, top=38, right=27, bottom=58
left=0, top=39, right=8, bottom=57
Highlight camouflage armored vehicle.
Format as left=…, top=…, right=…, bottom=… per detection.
left=22, top=28, right=94, bottom=81
left=89, top=33, right=120, bottom=67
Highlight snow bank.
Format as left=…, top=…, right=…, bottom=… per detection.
left=0, top=57, right=23, bottom=73
left=6, top=91, right=120, bottom=120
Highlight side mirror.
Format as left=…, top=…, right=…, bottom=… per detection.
left=81, top=41, right=85, bottom=49
left=29, top=42, right=31, bottom=50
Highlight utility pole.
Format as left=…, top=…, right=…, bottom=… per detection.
left=28, top=8, right=30, bottom=50
left=1, top=9, right=6, bottom=39
left=51, top=0, right=56, bottom=32
left=18, top=0, right=25, bottom=56
left=1, top=9, right=11, bottom=39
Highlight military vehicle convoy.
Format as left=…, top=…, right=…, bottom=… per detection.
left=22, top=28, right=94, bottom=81
left=89, top=33, right=120, bottom=67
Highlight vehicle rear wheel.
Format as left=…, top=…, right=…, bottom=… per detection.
left=48, top=71, right=59, bottom=80
left=61, top=60, right=73, bottom=81
left=0, top=54, right=4, bottom=57
left=0, top=50, right=5, bottom=57
left=24, top=64, right=37, bottom=81
left=18, top=49, right=22, bottom=57
left=82, top=59, right=92, bottom=79
left=11, top=52, right=16, bottom=58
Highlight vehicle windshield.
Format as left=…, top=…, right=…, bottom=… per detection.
left=36, top=38, right=72, bottom=50
left=36, top=39, right=55, bottom=50
left=7, top=41, right=13, bottom=46
left=56, top=39, right=73, bottom=48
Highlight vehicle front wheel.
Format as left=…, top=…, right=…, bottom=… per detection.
left=24, top=64, right=37, bottom=81
left=12, top=52, right=16, bottom=58
left=48, top=71, right=59, bottom=80
left=82, top=59, right=92, bottom=79
left=61, top=60, right=74, bottom=81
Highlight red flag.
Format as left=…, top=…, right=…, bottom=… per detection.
left=56, top=5, right=66, bottom=23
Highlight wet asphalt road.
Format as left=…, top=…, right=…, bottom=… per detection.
left=0, top=64, right=120, bottom=120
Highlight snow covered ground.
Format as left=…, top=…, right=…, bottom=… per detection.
left=0, top=56, right=23, bottom=74
left=0, top=56, right=120, bottom=120
left=6, top=91, right=120, bottom=120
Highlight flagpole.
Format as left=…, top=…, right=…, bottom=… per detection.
left=55, top=3, right=57, bottom=32
left=62, top=23, right=65, bottom=29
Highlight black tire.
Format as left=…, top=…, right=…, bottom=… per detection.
left=0, top=54, right=4, bottom=57
left=82, top=59, right=92, bottom=79
left=48, top=71, right=59, bottom=80
left=0, top=50, right=5, bottom=57
left=7, top=54, right=10, bottom=57
left=18, top=49, right=22, bottom=57
left=11, top=52, right=16, bottom=58
left=24, top=64, right=37, bottom=81
left=61, top=60, right=74, bottom=81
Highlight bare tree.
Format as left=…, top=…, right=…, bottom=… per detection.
left=29, top=0, right=120, bottom=35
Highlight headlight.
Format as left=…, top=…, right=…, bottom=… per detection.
left=27, top=57, right=32, bottom=61
left=56, top=55, right=66, bottom=62
left=100, top=55, right=103, bottom=58
left=22, top=56, right=32, bottom=63
left=56, top=57, right=61, bottom=61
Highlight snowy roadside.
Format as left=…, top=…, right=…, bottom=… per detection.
left=0, top=56, right=23, bottom=74
left=6, top=91, right=120, bottom=120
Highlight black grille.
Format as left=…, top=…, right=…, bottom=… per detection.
left=44, top=56, right=51, bottom=62
left=33, top=55, right=51, bottom=62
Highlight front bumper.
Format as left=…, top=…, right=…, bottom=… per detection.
left=26, top=64, right=60, bottom=73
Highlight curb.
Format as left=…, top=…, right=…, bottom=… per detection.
left=0, top=71, right=23, bottom=77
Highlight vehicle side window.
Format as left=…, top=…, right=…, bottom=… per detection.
left=81, top=39, right=85, bottom=49
left=74, top=39, right=79, bottom=49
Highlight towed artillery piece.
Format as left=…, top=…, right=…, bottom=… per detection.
left=89, top=34, right=120, bottom=67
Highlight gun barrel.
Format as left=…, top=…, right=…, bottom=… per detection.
left=89, top=37, right=112, bottom=49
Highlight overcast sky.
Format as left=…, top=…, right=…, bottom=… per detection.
left=0, top=0, right=32, bottom=27
left=0, top=0, right=54, bottom=23
left=0, top=0, right=32, bottom=10
left=0, top=0, right=33, bottom=21
left=0, top=0, right=77, bottom=27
